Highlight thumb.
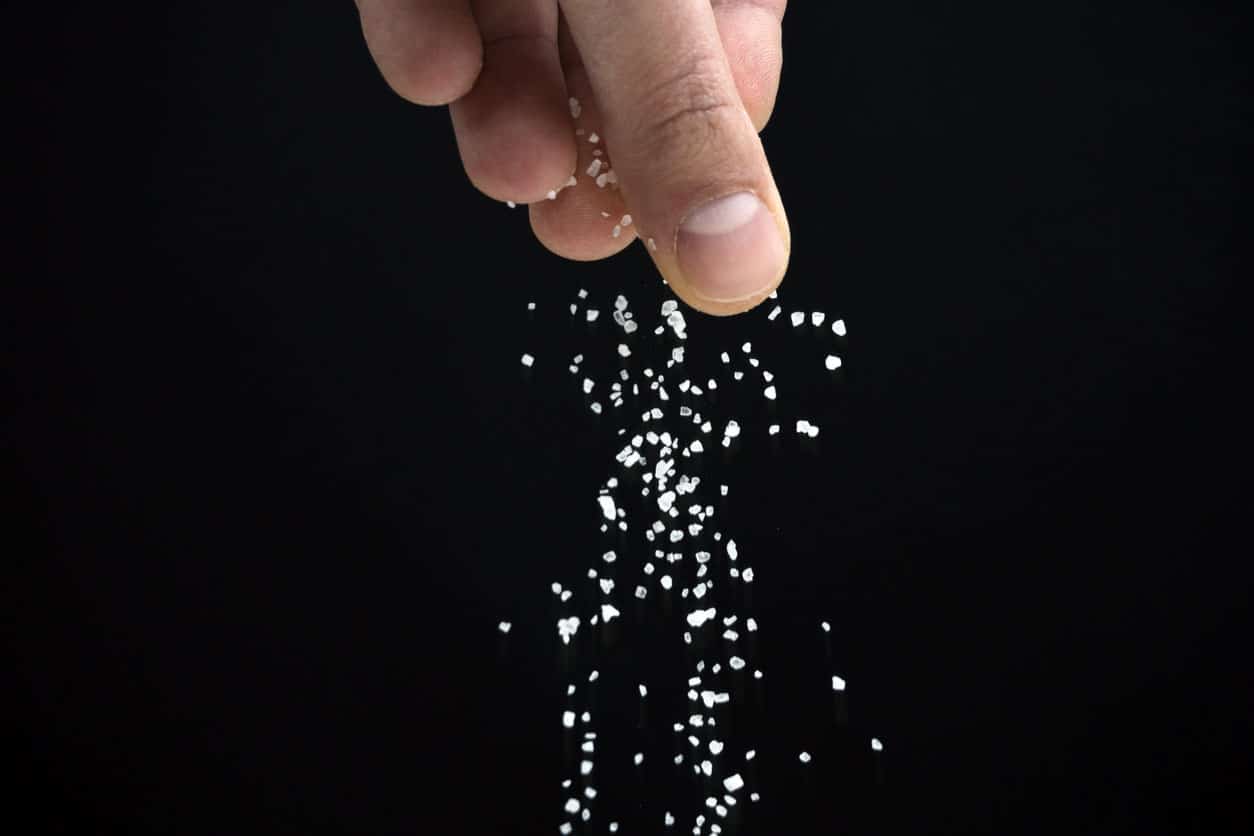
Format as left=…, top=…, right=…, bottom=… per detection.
left=559, top=0, right=790, bottom=315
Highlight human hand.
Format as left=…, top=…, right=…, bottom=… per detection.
left=355, top=0, right=790, bottom=315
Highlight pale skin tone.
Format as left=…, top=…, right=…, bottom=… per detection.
left=354, top=0, right=790, bottom=316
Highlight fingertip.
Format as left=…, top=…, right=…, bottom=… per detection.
left=450, top=38, right=578, bottom=203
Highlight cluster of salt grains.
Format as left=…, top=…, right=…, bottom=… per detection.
left=518, top=287, right=878, bottom=834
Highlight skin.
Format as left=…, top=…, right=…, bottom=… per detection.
left=354, top=0, right=789, bottom=316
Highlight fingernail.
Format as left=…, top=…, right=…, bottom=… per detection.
left=676, top=192, right=786, bottom=303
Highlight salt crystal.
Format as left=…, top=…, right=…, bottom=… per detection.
left=611, top=224, right=621, bottom=238
left=497, top=621, right=511, bottom=634
left=580, top=760, right=593, bottom=776
left=709, top=740, right=724, bottom=755
left=763, top=385, right=777, bottom=400
left=617, top=344, right=631, bottom=358
left=595, top=172, right=609, bottom=188
left=746, top=749, right=756, bottom=761
left=588, top=132, right=599, bottom=144
left=634, top=753, right=643, bottom=765
left=832, top=675, right=846, bottom=691
left=833, top=319, right=847, bottom=336
left=723, top=774, right=744, bottom=793
left=521, top=353, right=535, bottom=367
left=586, top=159, right=602, bottom=178
left=741, top=342, right=752, bottom=354
left=586, top=309, right=599, bottom=322
left=597, top=495, right=616, bottom=521
left=799, top=752, right=812, bottom=764
left=821, top=621, right=832, bottom=633
left=562, top=711, right=576, bottom=728
left=790, top=311, right=805, bottom=327
left=872, top=738, right=884, bottom=751
left=825, top=354, right=842, bottom=370
left=729, top=656, right=745, bottom=670
left=569, top=97, right=581, bottom=118
left=665, top=813, right=675, bottom=827
left=601, top=604, right=620, bottom=622
left=560, top=824, right=572, bottom=835
left=547, top=190, right=557, bottom=200
left=768, top=305, right=781, bottom=321
left=768, top=424, right=780, bottom=435
left=621, top=214, right=632, bottom=227
left=639, top=684, right=648, bottom=698
left=811, top=311, right=825, bottom=326
left=746, top=618, right=758, bottom=631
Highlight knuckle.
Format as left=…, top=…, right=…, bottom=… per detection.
left=631, top=56, right=742, bottom=168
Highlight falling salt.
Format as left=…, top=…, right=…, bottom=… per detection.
left=799, top=752, right=812, bottom=764
left=832, top=675, right=847, bottom=691
left=497, top=621, right=511, bottom=634
left=872, top=738, right=884, bottom=751
left=825, top=354, right=842, bottom=370
left=833, top=319, right=847, bottom=336
left=790, top=311, right=805, bottom=327
left=520, top=353, right=534, bottom=368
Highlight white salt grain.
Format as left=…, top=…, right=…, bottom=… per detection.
left=569, top=97, right=581, bottom=119
left=790, top=311, right=805, bottom=327
left=562, top=711, right=576, bottom=728
left=723, top=774, right=744, bottom=793
left=811, top=311, right=826, bottom=326
left=621, top=214, right=632, bottom=227
left=763, top=385, right=777, bottom=400
left=832, top=675, right=847, bottom=691
left=825, top=354, right=842, bottom=370
left=498, top=621, right=511, bottom=634
left=833, top=319, right=847, bottom=336
left=521, top=353, right=535, bottom=367
left=799, top=752, right=812, bottom=764
left=618, top=343, right=631, bottom=358
left=611, top=224, right=621, bottom=238
left=768, top=305, right=781, bottom=321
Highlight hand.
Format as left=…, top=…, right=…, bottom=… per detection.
left=355, top=0, right=790, bottom=315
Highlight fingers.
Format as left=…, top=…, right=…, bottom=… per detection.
left=355, top=0, right=483, bottom=106
left=448, top=0, right=577, bottom=203
left=528, top=15, right=636, bottom=261
left=558, top=0, right=790, bottom=315
left=712, top=0, right=787, bottom=131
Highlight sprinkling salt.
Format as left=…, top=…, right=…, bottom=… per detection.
left=611, top=224, right=621, bottom=238
left=521, top=353, right=535, bottom=367
left=763, top=385, right=777, bottom=400
left=497, top=621, right=511, bottom=634
left=825, top=354, right=842, bottom=370
left=832, top=675, right=847, bottom=691
left=588, top=132, right=599, bottom=144
left=833, top=319, right=847, bottom=336
left=617, top=344, right=631, bottom=358
left=768, top=305, right=781, bottom=321
left=821, top=621, right=832, bottom=633
left=723, top=774, right=744, bottom=793
left=799, top=752, right=812, bottom=764
left=562, top=711, right=575, bottom=729
left=790, top=311, right=805, bottom=327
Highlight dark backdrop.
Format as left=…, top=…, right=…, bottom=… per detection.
left=7, top=1, right=1250, bottom=834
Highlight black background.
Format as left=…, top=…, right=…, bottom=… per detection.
left=7, top=1, right=1251, bottom=834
